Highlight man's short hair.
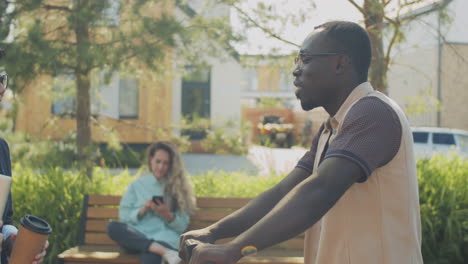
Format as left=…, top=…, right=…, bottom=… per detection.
left=315, top=21, right=372, bottom=83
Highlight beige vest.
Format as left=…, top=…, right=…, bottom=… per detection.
left=304, top=82, right=423, bottom=264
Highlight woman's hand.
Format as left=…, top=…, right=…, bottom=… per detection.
left=138, top=199, right=154, bottom=219
left=149, top=199, right=174, bottom=222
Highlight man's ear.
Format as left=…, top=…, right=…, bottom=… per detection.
left=335, top=55, right=350, bottom=75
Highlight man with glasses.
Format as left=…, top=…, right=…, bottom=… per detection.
left=179, top=21, right=423, bottom=264
left=0, top=49, right=48, bottom=264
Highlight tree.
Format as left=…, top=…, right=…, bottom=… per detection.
left=226, top=0, right=442, bottom=94
left=1, top=0, right=236, bottom=176
left=346, top=0, right=450, bottom=94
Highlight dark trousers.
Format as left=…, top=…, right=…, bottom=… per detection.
left=107, top=221, right=174, bottom=264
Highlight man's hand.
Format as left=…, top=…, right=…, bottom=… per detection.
left=178, top=229, right=216, bottom=261
left=188, top=242, right=241, bottom=264
left=32, top=240, right=49, bottom=264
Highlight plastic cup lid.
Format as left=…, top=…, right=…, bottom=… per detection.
left=20, top=215, right=52, bottom=235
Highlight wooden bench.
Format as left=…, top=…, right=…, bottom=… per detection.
left=58, top=194, right=304, bottom=264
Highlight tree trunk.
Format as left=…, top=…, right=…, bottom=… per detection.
left=76, top=72, right=93, bottom=176
left=74, top=0, right=93, bottom=177
left=363, top=0, right=388, bottom=94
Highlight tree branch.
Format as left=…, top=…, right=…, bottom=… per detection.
left=346, top=0, right=366, bottom=15
left=232, top=4, right=299, bottom=48
left=385, top=25, right=400, bottom=67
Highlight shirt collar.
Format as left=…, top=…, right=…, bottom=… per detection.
left=328, top=82, right=374, bottom=129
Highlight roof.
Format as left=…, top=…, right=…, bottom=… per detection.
left=399, top=0, right=453, bottom=21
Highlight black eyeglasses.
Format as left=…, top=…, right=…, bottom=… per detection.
left=294, top=52, right=345, bottom=68
left=0, top=74, right=7, bottom=90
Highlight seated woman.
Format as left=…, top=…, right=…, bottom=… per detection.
left=107, top=141, right=196, bottom=264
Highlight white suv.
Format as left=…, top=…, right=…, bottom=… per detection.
left=411, top=127, right=468, bottom=158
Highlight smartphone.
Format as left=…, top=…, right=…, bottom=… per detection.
left=152, top=196, right=164, bottom=204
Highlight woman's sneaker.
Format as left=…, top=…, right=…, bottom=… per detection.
left=163, top=250, right=182, bottom=264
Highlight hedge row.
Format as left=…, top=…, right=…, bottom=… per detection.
left=9, top=155, right=467, bottom=264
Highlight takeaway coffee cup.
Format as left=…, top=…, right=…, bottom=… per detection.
left=9, top=215, right=52, bottom=264
left=0, top=174, right=11, bottom=218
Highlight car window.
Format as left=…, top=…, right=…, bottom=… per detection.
left=433, top=133, right=455, bottom=145
left=456, top=134, right=468, bottom=152
left=413, top=132, right=429, bottom=143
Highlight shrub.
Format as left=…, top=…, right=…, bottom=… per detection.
left=10, top=165, right=138, bottom=264
left=418, top=155, right=467, bottom=264
left=192, top=170, right=284, bottom=197
left=7, top=155, right=467, bottom=264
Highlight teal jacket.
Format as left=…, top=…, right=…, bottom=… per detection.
left=119, top=174, right=190, bottom=249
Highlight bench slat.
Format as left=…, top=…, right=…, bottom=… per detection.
left=88, top=208, right=119, bottom=219
left=86, top=220, right=218, bottom=233
left=83, top=231, right=303, bottom=250
left=62, top=195, right=304, bottom=264
left=87, top=195, right=251, bottom=209
left=87, top=208, right=235, bottom=221
left=88, top=195, right=122, bottom=206
left=60, top=246, right=303, bottom=264
left=85, top=233, right=116, bottom=245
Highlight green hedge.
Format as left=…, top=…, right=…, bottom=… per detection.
left=9, top=155, right=467, bottom=264
left=10, top=165, right=137, bottom=264
left=417, top=155, right=467, bottom=264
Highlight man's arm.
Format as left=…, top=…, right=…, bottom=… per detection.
left=179, top=166, right=310, bottom=256
left=187, top=157, right=363, bottom=264
left=207, top=167, right=310, bottom=240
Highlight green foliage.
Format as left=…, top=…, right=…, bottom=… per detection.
left=200, top=120, right=251, bottom=155
left=418, top=155, right=467, bottom=264
left=192, top=170, right=285, bottom=197
left=8, top=154, right=466, bottom=263
left=3, top=131, right=79, bottom=168
left=98, top=144, right=144, bottom=168
left=1, top=0, right=240, bottom=174
left=10, top=165, right=138, bottom=264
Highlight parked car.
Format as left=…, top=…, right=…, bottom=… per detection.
left=257, top=115, right=294, bottom=148
left=411, top=127, right=468, bottom=158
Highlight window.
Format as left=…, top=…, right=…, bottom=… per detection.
left=119, top=79, right=139, bottom=119
left=243, top=68, right=258, bottom=91
left=279, top=69, right=293, bottom=91
left=433, top=133, right=455, bottom=145
left=51, top=74, right=76, bottom=117
left=412, top=132, right=428, bottom=143
left=73, top=0, right=121, bottom=27
left=52, top=71, right=139, bottom=120
left=456, top=135, right=468, bottom=152
left=100, top=0, right=120, bottom=27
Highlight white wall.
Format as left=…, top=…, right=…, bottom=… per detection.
left=171, top=55, right=243, bottom=131
left=385, top=0, right=468, bottom=127
left=443, top=0, right=468, bottom=43
left=210, top=57, right=242, bottom=128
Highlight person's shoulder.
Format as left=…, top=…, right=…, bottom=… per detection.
left=134, top=174, right=155, bottom=184
left=0, top=137, right=9, bottom=150
left=348, top=96, right=400, bottom=123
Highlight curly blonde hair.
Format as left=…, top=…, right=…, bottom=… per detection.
left=147, top=141, right=196, bottom=215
